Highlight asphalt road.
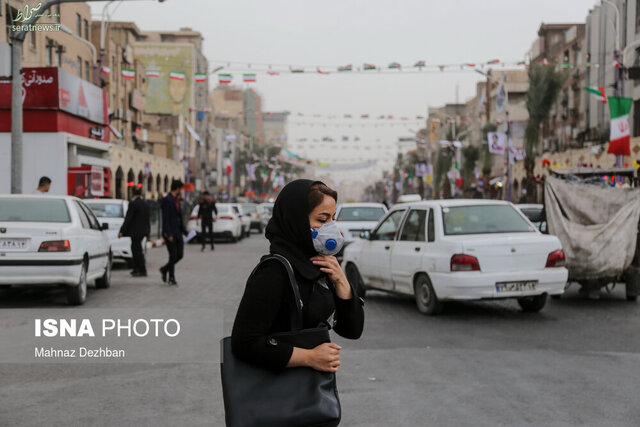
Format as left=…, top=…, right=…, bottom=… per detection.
left=1, top=234, right=639, bottom=426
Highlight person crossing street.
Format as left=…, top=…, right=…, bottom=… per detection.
left=118, top=186, right=150, bottom=277
left=198, top=191, right=218, bottom=251
left=160, top=180, right=187, bottom=286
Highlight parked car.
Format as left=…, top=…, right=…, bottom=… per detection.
left=259, top=203, right=274, bottom=229
left=187, top=203, right=243, bottom=242
left=335, top=202, right=388, bottom=258
left=84, top=198, right=145, bottom=266
left=0, top=195, right=112, bottom=305
left=516, top=203, right=546, bottom=233
left=241, top=203, right=263, bottom=233
left=342, top=199, right=567, bottom=315
left=231, top=203, right=252, bottom=238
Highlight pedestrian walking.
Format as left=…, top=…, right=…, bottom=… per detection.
left=160, top=180, right=187, bottom=286
left=198, top=191, right=217, bottom=251
left=118, top=187, right=150, bottom=277
left=228, top=179, right=364, bottom=425
left=32, top=176, right=51, bottom=194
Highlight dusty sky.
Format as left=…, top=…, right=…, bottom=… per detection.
left=92, top=0, right=599, bottom=117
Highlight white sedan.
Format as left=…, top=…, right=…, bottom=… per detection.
left=342, top=200, right=568, bottom=314
left=187, top=203, right=243, bottom=242
left=0, top=195, right=112, bottom=305
left=84, top=198, right=145, bottom=266
left=335, top=202, right=388, bottom=253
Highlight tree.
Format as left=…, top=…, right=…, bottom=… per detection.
left=433, top=145, right=454, bottom=198
left=524, top=63, right=567, bottom=202
left=480, top=123, right=497, bottom=198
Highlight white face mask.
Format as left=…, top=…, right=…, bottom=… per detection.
left=311, top=221, right=344, bottom=256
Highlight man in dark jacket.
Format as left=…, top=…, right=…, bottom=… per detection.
left=198, top=191, right=218, bottom=251
left=160, top=180, right=187, bottom=286
left=119, top=187, right=150, bottom=277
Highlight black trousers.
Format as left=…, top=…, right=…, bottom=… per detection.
left=163, top=235, right=184, bottom=279
left=131, top=235, right=146, bottom=273
left=201, top=220, right=214, bottom=249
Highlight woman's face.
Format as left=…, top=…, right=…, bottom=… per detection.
left=309, top=195, right=336, bottom=229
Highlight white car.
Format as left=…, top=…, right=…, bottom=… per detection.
left=241, top=203, right=263, bottom=233
left=187, top=203, right=243, bottom=242
left=84, top=198, right=146, bottom=266
left=516, top=203, right=546, bottom=233
left=335, top=202, right=388, bottom=246
left=259, top=203, right=274, bottom=229
left=342, top=199, right=568, bottom=314
left=0, top=195, right=112, bottom=305
left=231, top=203, right=252, bottom=238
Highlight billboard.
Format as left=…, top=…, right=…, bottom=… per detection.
left=0, top=67, right=107, bottom=125
left=134, top=43, right=194, bottom=116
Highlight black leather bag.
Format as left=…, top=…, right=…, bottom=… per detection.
left=220, top=254, right=341, bottom=427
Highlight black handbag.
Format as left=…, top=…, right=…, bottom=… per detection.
left=220, top=254, right=341, bottom=427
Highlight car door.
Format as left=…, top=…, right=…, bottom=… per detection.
left=75, top=201, right=106, bottom=276
left=391, top=209, right=428, bottom=295
left=360, top=209, right=407, bottom=290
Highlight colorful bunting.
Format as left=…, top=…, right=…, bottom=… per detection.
left=101, top=66, right=111, bottom=75
left=243, top=73, right=256, bottom=83
left=218, top=73, right=232, bottom=84
left=337, top=64, right=352, bottom=72
left=363, top=63, right=376, bottom=70
left=146, top=70, right=160, bottom=78
left=170, top=71, right=185, bottom=81
left=195, top=72, right=207, bottom=82
left=122, top=68, right=135, bottom=79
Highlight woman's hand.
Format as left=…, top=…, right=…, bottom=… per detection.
left=306, top=343, right=342, bottom=372
left=311, top=256, right=352, bottom=300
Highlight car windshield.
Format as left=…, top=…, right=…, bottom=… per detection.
left=0, top=198, right=71, bottom=223
left=338, top=207, right=386, bottom=222
left=442, top=205, right=534, bottom=235
left=217, top=205, right=231, bottom=214
left=261, top=205, right=273, bottom=214
left=242, top=205, right=258, bottom=213
left=86, top=202, right=123, bottom=218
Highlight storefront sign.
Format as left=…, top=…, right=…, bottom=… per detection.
left=0, top=67, right=107, bottom=125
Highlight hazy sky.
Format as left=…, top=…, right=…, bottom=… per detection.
left=92, top=0, right=598, bottom=116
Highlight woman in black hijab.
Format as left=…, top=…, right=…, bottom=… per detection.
left=231, top=179, right=364, bottom=373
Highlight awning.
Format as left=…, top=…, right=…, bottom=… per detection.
left=185, top=121, right=203, bottom=147
left=108, top=124, right=122, bottom=139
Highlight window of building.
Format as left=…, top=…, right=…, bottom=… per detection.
left=77, top=56, right=83, bottom=78
left=29, top=31, right=36, bottom=49
left=83, top=19, right=89, bottom=40
left=76, top=13, right=81, bottom=36
left=84, top=60, right=90, bottom=81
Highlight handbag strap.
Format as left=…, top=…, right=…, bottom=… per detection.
left=248, top=254, right=303, bottom=331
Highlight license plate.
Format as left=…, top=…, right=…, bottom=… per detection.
left=0, top=239, right=28, bottom=251
left=495, top=281, right=537, bottom=293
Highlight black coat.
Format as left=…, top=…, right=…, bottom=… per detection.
left=231, top=179, right=364, bottom=373
left=119, top=198, right=150, bottom=238
left=198, top=199, right=218, bottom=222
left=231, top=257, right=364, bottom=373
left=161, top=193, right=186, bottom=238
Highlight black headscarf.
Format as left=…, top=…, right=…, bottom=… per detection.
left=265, top=179, right=325, bottom=280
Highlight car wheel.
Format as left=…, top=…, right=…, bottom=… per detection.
left=414, top=274, right=443, bottom=315
left=95, top=252, right=111, bottom=289
left=518, top=293, right=547, bottom=312
left=345, top=263, right=366, bottom=298
left=67, top=260, right=88, bottom=305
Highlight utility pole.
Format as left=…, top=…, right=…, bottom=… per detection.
left=505, top=111, right=512, bottom=202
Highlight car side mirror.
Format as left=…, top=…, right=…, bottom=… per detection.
left=100, top=223, right=109, bottom=230
left=360, top=230, right=371, bottom=240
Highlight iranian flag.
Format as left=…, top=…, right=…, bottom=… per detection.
left=243, top=73, right=256, bottom=83
left=607, top=96, right=633, bottom=156
left=122, top=68, right=135, bottom=79
left=585, top=86, right=606, bottom=104
left=101, top=66, right=111, bottom=75
left=170, top=71, right=186, bottom=81
left=146, top=70, right=160, bottom=78
left=195, top=72, right=207, bottom=82
left=219, top=73, right=232, bottom=84
left=363, top=63, right=376, bottom=70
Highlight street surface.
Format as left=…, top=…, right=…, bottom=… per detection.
left=1, top=234, right=639, bottom=426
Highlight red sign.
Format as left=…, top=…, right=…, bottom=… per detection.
left=0, top=67, right=107, bottom=125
